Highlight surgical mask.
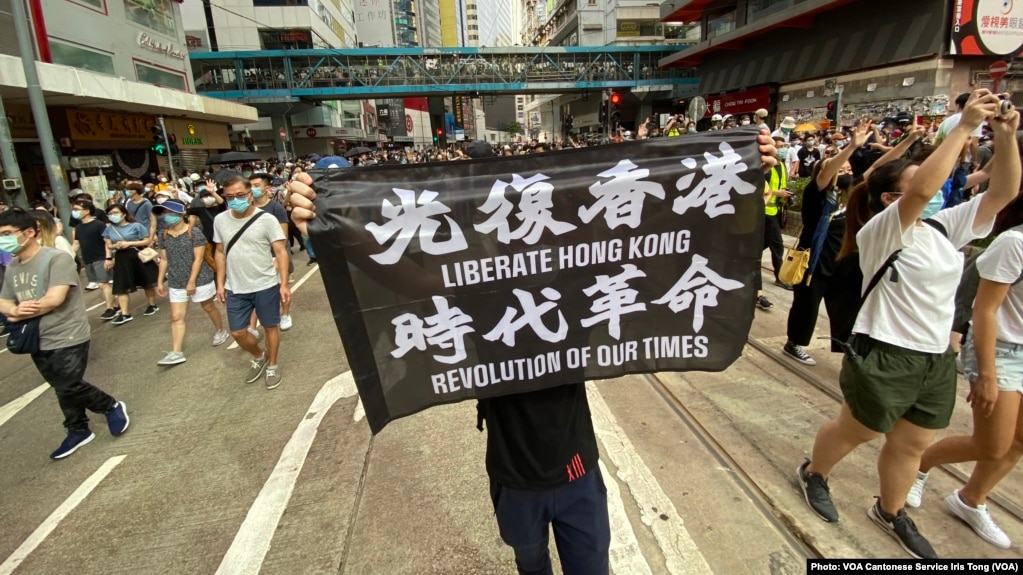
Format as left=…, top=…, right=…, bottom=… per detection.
left=71, top=210, right=83, bottom=220
left=242, top=171, right=252, bottom=178
left=921, top=191, right=944, bottom=219
left=806, top=140, right=815, bottom=147
left=777, top=149, right=788, bottom=161
left=740, top=120, right=750, bottom=126
left=202, top=196, right=216, bottom=207
left=156, top=197, right=167, bottom=205
left=162, top=214, right=182, bottom=226
left=143, top=186, right=152, bottom=193
left=108, top=190, right=117, bottom=197
left=109, top=214, right=123, bottom=224
left=252, top=187, right=264, bottom=199
left=837, top=174, right=853, bottom=190
left=783, top=128, right=792, bottom=134
left=228, top=197, right=250, bottom=213
left=159, top=177, right=167, bottom=183
left=0, top=232, right=25, bottom=255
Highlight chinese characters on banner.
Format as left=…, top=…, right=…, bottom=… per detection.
left=949, top=0, right=1023, bottom=57
left=308, top=129, right=765, bottom=433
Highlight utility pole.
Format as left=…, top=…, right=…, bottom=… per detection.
left=10, top=0, right=72, bottom=236
left=158, top=116, right=177, bottom=183
left=0, top=96, right=29, bottom=210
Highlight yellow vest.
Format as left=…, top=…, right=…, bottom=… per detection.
left=765, top=166, right=787, bottom=216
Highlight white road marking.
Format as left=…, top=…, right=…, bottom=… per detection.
left=0, top=383, right=50, bottom=428
left=599, top=460, right=654, bottom=575
left=587, top=384, right=712, bottom=575
left=86, top=302, right=105, bottom=312
left=228, top=266, right=319, bottom=350
left=0, top=455, right=127, bottom=575
left=353, top=398, right=365, bottom=423
left=215, top=370, right=357, bottom=575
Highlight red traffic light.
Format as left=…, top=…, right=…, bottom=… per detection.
left=826, top=100, right=836, bottom=110
left=436, top=129, right=443, bottom=135
left=610, top=93, right=622, bottom=105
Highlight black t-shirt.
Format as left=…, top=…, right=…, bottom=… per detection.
left=798, top=178, right=829, bottom=249
left=187, top=199, right=226, bottom=243
left=75, top=219, right=108, bottom=264
left=477, top=383, right=599, bottom=490
left=797, top=147, right=821, bottom=178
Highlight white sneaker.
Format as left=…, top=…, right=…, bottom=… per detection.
left=85, top=282, right=99, bottom=291
left=247, top=327, right=261, bottom=340
left=280, top=315, right=293, bottom=331
left=906, top=471, right=929, bottom=508
left=157, top=351, right=187, bottom=366
left=945, top=490, right=1011, bottom=549
left=212, top=330, right=230, bottom=346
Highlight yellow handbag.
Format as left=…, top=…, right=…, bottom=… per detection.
left=778, top=229, right=809, bottom=285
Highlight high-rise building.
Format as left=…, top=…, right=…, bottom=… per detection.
left=418, top=0, right=442, bottom=47
left=354, top=0, right=420, bottom=47
left=439, top=0, right=478, bottom=47
left=477, top=0, right=513, bottom=46
left=180, top=0, right=357, bottom=51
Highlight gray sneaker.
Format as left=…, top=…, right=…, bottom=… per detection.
left=797, top=459, right=839, bottom=522
left=868, top=497, right=937, bottom=559
left=265, top=365, right=282, bottom=390
left=244, top=353, right=268, bottom=384
left=157, top=351, right=187, bottom=366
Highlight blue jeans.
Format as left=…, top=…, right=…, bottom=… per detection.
left=490, top=467, right=610, bottom=575
left=302, top=235, right=316, bottom=260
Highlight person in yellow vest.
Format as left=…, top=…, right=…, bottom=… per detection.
left=665, top=114, right=683, bottom=137
left=765, top=136, right=794, bottom=291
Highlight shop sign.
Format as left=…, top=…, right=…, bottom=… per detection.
left=137, top=32, right=186, bottom=60
left=293, top=127, right=365, bottom=139
left=704, top=86, right=771, bottom=118
left=182, top=136, right=204, bottom=146
left=66, top=109, right=155, bottom=142
left=950, top=0, right=1023, bottom=56
left=69, top=155, right=114, bottom=169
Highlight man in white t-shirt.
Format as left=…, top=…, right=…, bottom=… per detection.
left=936, top=93, right=983, bottom=165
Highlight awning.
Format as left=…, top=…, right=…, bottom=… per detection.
left=0, top=54, right=258, bottom=124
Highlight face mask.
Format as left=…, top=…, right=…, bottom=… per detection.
left=156, top=197, right=167, bottom=205
left=71, top=210, right=83, bottom=220
left=837, top=174, right=853, bottom=190
left=109, top=214, right=123, bottom=224
left=0, top=233, right=24, bottom=255
left=202, top=196, right=216, bottom=207
left=108, top=190, right=117, bottom=197
left=159, top=178, right=167, bottom=183
left=777, top=149, right=788, bottom=161
left=252, top=187, right=264, bottom=199
left=921, top=191, right=944, bottom=219
left=740, top=120, right=750, bottom=126
left=144, top=187, right=152, bottom=193
left=806, top=140, right=815, bottom=147
left=162, top=214, right=182, bottom=226
left=228, top=197, right=250, bottom=213
left=783, top=128, right=792, bottom=134
left=242, top=171, right=252, bottom=178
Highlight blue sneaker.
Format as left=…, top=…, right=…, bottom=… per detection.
left=106, top=401, right=130, bottom=436
left=50, top=429, right=95, bottom=460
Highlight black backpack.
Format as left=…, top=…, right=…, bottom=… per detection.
left=828, top=219, right=947, bottom=351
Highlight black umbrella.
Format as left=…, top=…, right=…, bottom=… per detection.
left=207, top=151, right=262, bottom=165
left=344, top=146, right=372, bottom=158
left=211, top=169, right=243, bottom=185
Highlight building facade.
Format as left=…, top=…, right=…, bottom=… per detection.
left=180, top=0, right=356, bottom=51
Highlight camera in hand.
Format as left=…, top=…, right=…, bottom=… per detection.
left=998, top=95, right=1014, bottom=118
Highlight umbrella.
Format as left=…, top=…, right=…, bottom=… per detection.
left=313, top=156, right=352, bottom=169
left=207, top=151, right=262, bottom=165
left=211, top=169, right=243, bottom=185
left=794, top=122, right=819, bottom=133
left=344, top=146, right=372, bottom=158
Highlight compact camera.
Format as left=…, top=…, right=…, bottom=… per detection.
left=998, top=95, right=1014, bottom=118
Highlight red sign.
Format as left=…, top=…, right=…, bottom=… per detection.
left=703, top=86, right=771, bottom=118
left=990, top=60, right=1009, bottom=79
left=306, top=128, right=317, bottom=138
left=279, top=127, right=287, bottom=141
left=950, top=0, right=1023, bottom=57
left=405, top=114, right=414, bottom=133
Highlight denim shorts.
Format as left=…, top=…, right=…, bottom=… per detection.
left=961, top=333, right=1023, bottom=394
left=225, top=284, right=281, bottom=331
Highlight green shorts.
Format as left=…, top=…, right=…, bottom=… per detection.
left=838, top=336, right=957, bottom=433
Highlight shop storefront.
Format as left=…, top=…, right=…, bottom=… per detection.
left=163, top=117, right=232, bottom=172
left=59, top=108, right=159, bottom=188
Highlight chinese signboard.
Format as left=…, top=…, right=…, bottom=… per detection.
left=308, top=130, right=764, bottom=433
left=705, top=86, right=772, bottom=118
left=66, top=109, right=155, bottom=142
left=950, top=0, right=1023, bottom=56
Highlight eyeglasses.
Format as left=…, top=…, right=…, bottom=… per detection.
left=223, top=193, right=250, bottom=200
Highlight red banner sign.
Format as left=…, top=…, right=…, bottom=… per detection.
left=704, top=86, right=771, bottom=118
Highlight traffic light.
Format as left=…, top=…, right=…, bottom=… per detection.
left=434, top=128, right=442, bottom=143
left=168, top=133, right=180, bottom=156
left=150, top=125, right=167, bottom=156
left=610, top=92, right=622, bottom=124
left=826, top=100, right=837, bottom=122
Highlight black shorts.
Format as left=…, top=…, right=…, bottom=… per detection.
left=111, top=249, right=158, bottom=295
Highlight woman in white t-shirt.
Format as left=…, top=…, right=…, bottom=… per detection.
left=907, top=212, right=1023, bottom=549
left=795, top=90, right=1020, bottom=559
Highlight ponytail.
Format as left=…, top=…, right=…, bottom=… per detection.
left=838, top=181, right=872, bottom=261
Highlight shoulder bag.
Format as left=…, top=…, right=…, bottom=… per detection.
left=6, top=249, right=57, bottom=354
left=778, top=227, right=810, bottom=285
left=113, top=224, right=158, bottom=263
left=225, top=212, right=271, bottom=256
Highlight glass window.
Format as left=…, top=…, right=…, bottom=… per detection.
left=748, top=0, right=792, bottom=20
left=135, top=62, right=187, bottom=90
left=51, top=41, right=115, bottom=75
left=706, top=9, right=736, bottom=39
left=123, top=0, right=177, bottom=37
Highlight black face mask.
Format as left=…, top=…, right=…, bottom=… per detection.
left=837, top=174, right=853, bottom=190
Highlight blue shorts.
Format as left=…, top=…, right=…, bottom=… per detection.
left=226, top=285, right=281, bottom=332
left=962, top=333, right=1023, bottom=394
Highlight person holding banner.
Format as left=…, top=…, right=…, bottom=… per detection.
left=796, top=90, right=1019, bottom=559
left=286, top=131, right=781, bottom=574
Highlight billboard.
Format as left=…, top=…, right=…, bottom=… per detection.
left=950, top=0, right=1023, bottom=56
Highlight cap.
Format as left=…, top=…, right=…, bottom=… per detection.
left=711, top=114, right=723, bottom=121
left=755, top=108, right=769, bottom=118
left=780, top=116, right=797, bottom=129
left=190, top=173, right=201, bottom=181
left=152, top=199, right=186, bottom=215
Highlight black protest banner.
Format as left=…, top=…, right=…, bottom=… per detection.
left=308, top=128, right=765, bottom=433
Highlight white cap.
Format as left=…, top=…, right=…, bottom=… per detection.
left=711, top=114, right=723, bottom=121
left=189, top=173, right=201, bottom=181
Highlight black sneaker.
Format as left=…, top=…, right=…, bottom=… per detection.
left=111, top=314, right=134, bottom=326
left=868, top=497, right=938, bottom=559
left=797, top=460, right=839, bottom=522
left=307, top=258, right=317, bottom=266
left=756, top=295, right=774, bottom=310
left=100, top=308, right=118, bottom=321
left=784, top=341, right=817, bottom=366
left=144, top=305, right=159, bottom=316
left=774, top=279, right=794, bottom=291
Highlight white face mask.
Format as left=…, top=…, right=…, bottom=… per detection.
left=202, top=196, right=216, bottom=207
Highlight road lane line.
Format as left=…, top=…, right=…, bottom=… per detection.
left=86, top=302, right=105, bottom=312
left=228, top=265, right=319, bottom=350
left=0, top=383, right=49, bottom=428
left=353, top=398, right=365, bottom=422
left=600, top=460, right=654, bottom=575
left=587, top=384, right=712, bottom=575
left=215, top=370, right=357, bottom=575
left=0, top=455, right=126, bottom=575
